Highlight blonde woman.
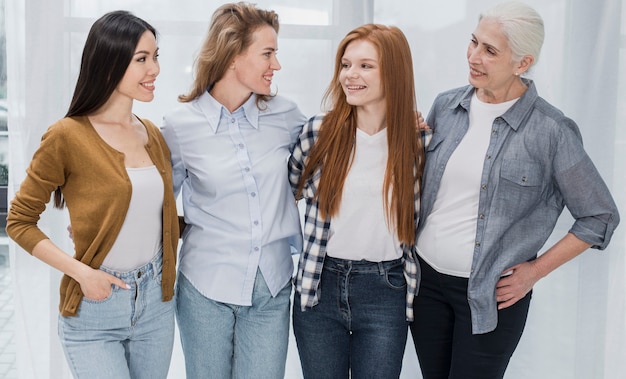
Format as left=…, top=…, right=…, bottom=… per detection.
left=161, top=3, right=306, bottom=377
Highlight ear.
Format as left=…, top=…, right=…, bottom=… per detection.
left=515, top=55, right=534, bottom=75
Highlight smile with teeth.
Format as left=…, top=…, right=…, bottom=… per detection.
left=470, top=67, right=485, bottom=76
left=141, top=82, right=155, bottom=89
left=263, top=76, right=272, bottom=82
left=347, top=85, right=366, bottom=90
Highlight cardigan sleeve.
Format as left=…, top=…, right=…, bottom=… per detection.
left=6, top=122, right=68, bottom=253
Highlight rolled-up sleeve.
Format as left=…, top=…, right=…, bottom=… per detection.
left=554, top=123, right=620, bottom=250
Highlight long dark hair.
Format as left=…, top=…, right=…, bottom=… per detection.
left=54, top=10, right=156, bottom=208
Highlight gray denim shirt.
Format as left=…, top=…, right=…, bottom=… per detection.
left=419, top=79, right=620, bottom=334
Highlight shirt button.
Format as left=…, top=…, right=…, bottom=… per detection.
left=238, top=143, right=244, bottom=149
left=486, top=155, right=491, bottom=159
left=492, top=130, right=497, bottom=135
left=475, top=241, right=481, bottom=247
left=253, top=220, right=259, bottom=226
left=251, top=192, right=256, bottom=197
left=479, top=214, right=485, bottom=219
left=254, top=247, right=260, bottom=251
left=481, top=184, right=487, bottom=190
left=521, top=176, right=527, bottom=182
left=231, top=118, right=235, bottom=123
left=244, top=167, right=250, bottom=172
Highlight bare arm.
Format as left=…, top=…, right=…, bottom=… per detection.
left=495, top=232, right=592, bottom=310
left=32, top=239, right=130, bottom=300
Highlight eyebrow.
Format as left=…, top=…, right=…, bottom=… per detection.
left=471, top=33, right=501, bottom=53
left=342, top=57, right=378, bottom=63
left=134, top=47, right=159, bottom=56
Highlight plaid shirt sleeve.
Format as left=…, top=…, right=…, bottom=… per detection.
left=288, top=115, right=329, bottom=310
left=402, top=187, right=421, bottom=322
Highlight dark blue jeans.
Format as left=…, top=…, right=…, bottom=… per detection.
left=410, top=257, right=531, bottom=379
left=293, top=256, right=409, bottom=379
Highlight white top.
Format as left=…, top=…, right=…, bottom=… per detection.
left=102, top=165, right=163, bottom=271
left=417, top=93, right=518, bottom=277
left=326, top=127, right=402, bottom=262
left=161, top=93, right=306, bottom=305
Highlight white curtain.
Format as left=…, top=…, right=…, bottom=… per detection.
left=5, top=0, right=624, bottom=378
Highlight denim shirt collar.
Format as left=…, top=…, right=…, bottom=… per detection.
left=453, top=78, right=539, bottom=132
left=198, top=89, right=261, bottom=134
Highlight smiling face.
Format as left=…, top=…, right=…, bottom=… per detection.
left=339, top=39, right=384, bottom=111
left=467, top=18, right=530, bottom=103
left=114, top=30, right=159, bottom=103
left=231, top=25, right=281, bottom=97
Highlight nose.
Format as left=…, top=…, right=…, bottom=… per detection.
left=149, top=59, right=160, bottom=77
left=271, top=55, right=281, bottom=71
left=346, top=65, right=359, bottom=78
left=345, top=65, right=358, bottom=78
left=467, top=45, right=479, bottom=64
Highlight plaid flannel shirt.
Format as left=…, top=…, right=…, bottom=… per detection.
left=288, top=114, right=420, bottom=321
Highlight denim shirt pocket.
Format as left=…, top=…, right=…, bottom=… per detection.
left=500, top=159, right=543, bottom=187
left=497, top=159, right=544, bottom=212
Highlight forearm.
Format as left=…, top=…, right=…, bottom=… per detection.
left=533, top=232, right=592, bottom=279
left=31, top=239, right=92, bottom=283
left=497, top=232, right=593, bottom=309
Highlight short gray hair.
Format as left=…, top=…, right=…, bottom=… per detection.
left=480, top=1, right=545, bottom=68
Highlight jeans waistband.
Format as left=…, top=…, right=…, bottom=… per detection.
left=99, top=252, right=162, bottom=281
left=323, top=256, right=403, bottom=274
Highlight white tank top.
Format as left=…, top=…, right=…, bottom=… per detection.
left=101, top=165, right=163, bottom=271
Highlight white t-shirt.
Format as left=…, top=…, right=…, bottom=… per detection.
left=417, top=93, right=518, bottom=277
left=326, top=127, right=402, bottom=262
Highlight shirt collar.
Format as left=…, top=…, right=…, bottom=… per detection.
left=453, top=78, right=539, bottom=131
left=197, top=90, right=260, bottom=134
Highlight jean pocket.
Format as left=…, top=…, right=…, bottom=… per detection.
left=383, top=267, right=407, bottom=290
left=81, top=284, right=118, bottom=304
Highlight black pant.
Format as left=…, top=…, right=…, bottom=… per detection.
left=410, top=258, right=531, bottom=379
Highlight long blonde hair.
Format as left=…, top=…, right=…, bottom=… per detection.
left=297, top=24, right=424, bottom=245
left=179, top=2, right=279, bottom=103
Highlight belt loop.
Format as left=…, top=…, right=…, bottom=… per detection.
left=378, top=262, right=385, bottom=275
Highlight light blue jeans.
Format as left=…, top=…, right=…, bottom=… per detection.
left=58, top=253, right=175, bottom=379
left=176, top=269, right=291, bottom=379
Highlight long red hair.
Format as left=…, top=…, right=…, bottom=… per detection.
left=297, top=24, right=424, bottom=245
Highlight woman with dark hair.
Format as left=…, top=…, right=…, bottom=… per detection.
left=6, top=10, right=179, bottom=379
left=289, top=24, right=424, bottom=378
left=161, top=2, right=306, bottom=377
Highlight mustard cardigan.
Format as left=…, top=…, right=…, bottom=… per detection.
left=6, top=116, right=179, bottom=316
